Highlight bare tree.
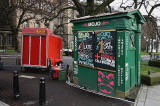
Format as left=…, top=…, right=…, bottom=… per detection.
left=71, top=0, right=114, bottom=17
left=119, top=0, right=160, bottom=53
left=2, top=0, right=71, bottom=51
left=142, top=16, right=157, bottom=53
left=3, top=0, right=159, bottom=51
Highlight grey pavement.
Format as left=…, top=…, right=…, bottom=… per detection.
left=134, top=84, right=160, bottom=106
left=0, top=101, right=10, bottom=106
left=0, top=54, right=132, bottom=106
left=62, top=56, right=73, bottom=66
left=1, top=53, right=160, bottom=106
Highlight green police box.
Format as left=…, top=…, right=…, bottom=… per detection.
left=70, top=10, right=145, bottom=98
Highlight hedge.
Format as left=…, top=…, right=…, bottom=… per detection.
left=148, top=60, right=160, bottom=68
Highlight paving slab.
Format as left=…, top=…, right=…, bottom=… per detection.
left=135, top=84, right=160, bottom=106
left=136, top=101, right=145, bottom=106
left=145, top=99, right=160, bottom=106
left=147, top=86, right=160, bottom=101
left=0, top=101, right=10, bottom=106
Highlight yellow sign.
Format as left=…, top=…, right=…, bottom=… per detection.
left=36, top=29, right=46, bottom=33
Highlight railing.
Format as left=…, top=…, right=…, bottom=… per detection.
left=0, top=45, right=16, bottom=53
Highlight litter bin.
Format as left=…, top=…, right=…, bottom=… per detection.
left=70, top=10, right=145, bottom=98
left=58, top=71, right=66, bottom=81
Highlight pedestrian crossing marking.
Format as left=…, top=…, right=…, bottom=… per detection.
left=19, top=75, right=36, bottom=79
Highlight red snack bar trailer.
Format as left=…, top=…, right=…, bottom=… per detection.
left=21, top=28, right=63, bottom=78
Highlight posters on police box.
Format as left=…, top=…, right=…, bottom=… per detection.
left=94, top=31, right=116, bottom=70
left=77, top=31, right=116, bottom=70
left=77, top=31, right=95, bottom=67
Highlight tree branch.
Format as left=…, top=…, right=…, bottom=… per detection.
left=148, top=3, right=160, bottom=17
left=120, top=0, right=134, bottom=10
left=138, top=0, right=145, bottom=9
left=20, top=15, right=35, bottom=25
left=72, top=0, right=85, bottom=16
left=16, top=10, right=27, bottom=31
left=94, top=0, right=114, bottom=14
left=134, top=0, right=137, bottom=9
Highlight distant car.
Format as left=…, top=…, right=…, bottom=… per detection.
left=63, top=49, right=73, bottom=56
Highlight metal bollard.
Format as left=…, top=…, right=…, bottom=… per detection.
left=13, top=71, right=20, bottom=99
left=39, top=77, right=46, bottom=106
left=66, top=64, right=69, bottom=81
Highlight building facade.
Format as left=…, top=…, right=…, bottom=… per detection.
left=0, top=0, right=16, bottom=51
left=0, top=0, right=75, bottom=51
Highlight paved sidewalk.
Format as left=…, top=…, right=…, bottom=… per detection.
left=134, top=84, right=160, bottom=106
left=0, top=101, right=10, bottom=106
left=0, top=56, right=132, bottom=106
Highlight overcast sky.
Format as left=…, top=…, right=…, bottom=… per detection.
left=80, top=0, right=160, bottom=25
left=79, top=0, right=160, bottom=16
left=110, top=0, right=160, bottom=25
left=111, top=0, right=160, bottom=16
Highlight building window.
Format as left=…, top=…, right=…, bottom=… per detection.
left=35, top=22, right=40, bottom=28
left=23, top=21, right=29, bottom=28
left=8, top=35, right=12, bottom=45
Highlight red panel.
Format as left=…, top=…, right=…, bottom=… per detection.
left=41, top=36, right=46, bottom=66
left=22, top=36, right=29, bottom=64
left=47, top=35, right=63, bottom=66
left=30, top=36, right=40, bottom=65
left=47, top=36, right=55, bottom=65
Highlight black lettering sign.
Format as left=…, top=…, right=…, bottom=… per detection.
left=77, top=32, right=95, bottom=67
left=77, top=31, right=116, bottom=70
left=94, top=31, right=116, bottom=70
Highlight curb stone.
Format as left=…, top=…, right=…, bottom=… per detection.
left=134, top=84, right=148, bottom=106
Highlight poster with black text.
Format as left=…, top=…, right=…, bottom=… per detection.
left=77, top=32, right=95, bottom=67
left=94, top=31, right=116, bottom=70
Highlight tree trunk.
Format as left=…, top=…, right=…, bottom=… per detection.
left=146, top=41, right=149, bottom=53
left=134, top=0, right=138, bottom=9
left=156, top=38, right=159, bottom=53
left=85, top=0, right=94, bottom=16
left=151, top=38, right=154, bottom=53
left=12, top=30, right=19, bottom=52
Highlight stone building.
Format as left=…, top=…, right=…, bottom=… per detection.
left=0, top=0, right=75, bottom=51
left=0, top=0, right=16, bottom=51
